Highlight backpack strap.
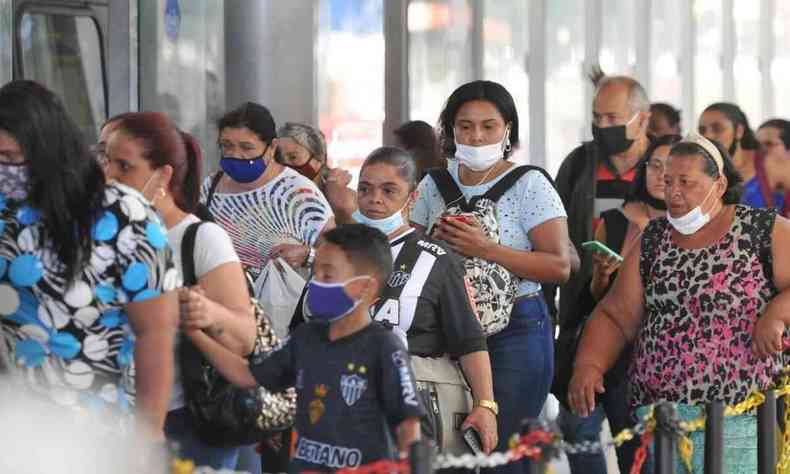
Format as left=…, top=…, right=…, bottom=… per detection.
left=428, top=168, right=470, bottom=211
left=181, top=222, right=205, bottom=287
left=479, top=165, right=556, bottom=204
left=205, top=171, right=224, bottom=210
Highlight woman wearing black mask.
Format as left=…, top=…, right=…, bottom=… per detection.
left=201, top=103, right=335, bottom=279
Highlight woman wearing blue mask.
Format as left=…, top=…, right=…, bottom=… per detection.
left=410, top=80, right=571, bottom=474
left=350, top=146, right=498, bottom=456
left=201, top=102, right=335, bottom=280
left=570, top=133, right=790, bottom=473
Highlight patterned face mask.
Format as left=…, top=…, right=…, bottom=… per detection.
left=0, top=162, right=29, bottom=200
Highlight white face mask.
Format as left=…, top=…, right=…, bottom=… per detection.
left=454, top=127, right=510, bottom=172
left=666, top=182, right=717, bottom=235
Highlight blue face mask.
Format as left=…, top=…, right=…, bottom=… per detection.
left=352, top=208, right=406, bottom=236
left=220, top=152, right=267, bottom=184
left=306, top=276, right=370, bottom=323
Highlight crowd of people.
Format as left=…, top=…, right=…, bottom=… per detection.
left=0, top=70, right=788, bottom=474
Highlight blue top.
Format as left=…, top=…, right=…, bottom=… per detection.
left=410, top=161, right=567, bottom=296
left=741, top=177, right=785, bottom=213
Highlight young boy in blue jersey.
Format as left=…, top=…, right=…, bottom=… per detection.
left=186, top=224, right=423, bottom=472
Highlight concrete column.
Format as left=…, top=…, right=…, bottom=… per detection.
left=224, top=0, right=318, bottom=126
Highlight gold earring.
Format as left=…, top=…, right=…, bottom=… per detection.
left=159, top=188, right=167, bottom=198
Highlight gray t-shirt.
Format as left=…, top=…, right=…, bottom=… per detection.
left=251, top=321, right=425, bottom=473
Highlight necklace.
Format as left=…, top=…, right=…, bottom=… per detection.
left=462, top=160, right=504, bottom=187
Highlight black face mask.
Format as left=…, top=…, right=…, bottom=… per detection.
left=592, top=124, right=635, bottom=156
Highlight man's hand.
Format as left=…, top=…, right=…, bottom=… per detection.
left=461, top=406, right=498, bottom=454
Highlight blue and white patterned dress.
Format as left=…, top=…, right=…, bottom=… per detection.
left=0, top=183, right=177, bottom=429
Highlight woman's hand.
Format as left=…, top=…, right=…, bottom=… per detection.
left=324, top=168, right=358, bottom=222
left=590, top=252, right=622, bottom=300
left=179, top=286, right=218, bottom=332
left=567, top=363, right=605, bottom=417
left=752, top=313, right=786, bottom=359
left=270, top=243, right=309, bottom=269
left=433, top=217, right=494, bottom=259
left=461, top=407, right=498, bottom=454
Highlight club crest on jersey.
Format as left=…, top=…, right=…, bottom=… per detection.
left=387, top=270, right=411, bottom=287
left=340, top=374, right=368, bottom=406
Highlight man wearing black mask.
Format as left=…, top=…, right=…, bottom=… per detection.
left=547, top=75, right=651, bottom=474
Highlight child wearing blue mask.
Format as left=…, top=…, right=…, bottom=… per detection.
left=186, top=224, right=424, bottom=472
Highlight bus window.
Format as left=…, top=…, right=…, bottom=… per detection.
left=18, top=13, right=106, bottom=144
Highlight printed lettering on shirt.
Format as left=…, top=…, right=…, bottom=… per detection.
left=373, top=298, right=400, bottom=326
left=294, top=436, right=363, bottom=469
left=391, top=350, right=419, bottom=407
left=416, top=239, right=446, bottom=256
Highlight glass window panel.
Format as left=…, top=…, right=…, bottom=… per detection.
left=19, top=13, right=105, bottom=144
left=545, top=0, right=585, bottom=177
left=733, top=0, right=761, bottom=124
left=139, top=0, right=225, bottom=174
left=694, top=0, right=723, bottom=121
left=408, top=0, right=473, bottom=125
left=773, top=2, right=790, bottom=117
left=650, top=0, right=684, bottom=113
left=600, top=0, right=636, bottom=75
left=318, top=0, right=384, bottom=182
left=482, top=0, right=529, bottom=164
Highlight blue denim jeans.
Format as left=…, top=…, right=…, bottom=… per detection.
left=558, top=377, right=643, bottom=474
left=165, top=408, right=241, bottom=470
left=483, top=294, right=554, bottom=474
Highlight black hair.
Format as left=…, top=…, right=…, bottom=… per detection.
left=669, top=140, right=743, bottom=204
left=360, top=146, right=419, bottom=192
left=217, top=102, right=276, bottom=144
left=702, top=102, right=760, bottom=151
left=393, top=120, right=444, bottom=176
left=322, top=224, right=393, bottom=289
left=438, top=80, right=520, bottom=159
left=627, top=134, right=682, bottom=209
left=650, top=103, right=682, bottom=129
left=759, top=119, right=790, bottom=150
left=0, top=80, right=105, bottom=280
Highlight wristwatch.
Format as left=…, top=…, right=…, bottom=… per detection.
left=305, top=246, right=316, bottom=268
left=475, top=399, right=499, bottom=416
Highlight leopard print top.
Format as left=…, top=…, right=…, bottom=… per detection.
left=632, top=205, right=785, bottom=407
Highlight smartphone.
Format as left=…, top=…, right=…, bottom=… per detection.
left=442, top=214, right=475, bottom=225
left=581, top=240, right=623, bottom=262
left=463, top=427, right=483, bottom=455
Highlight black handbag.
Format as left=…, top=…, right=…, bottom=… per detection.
left=178, top=221, right=295, bottom=447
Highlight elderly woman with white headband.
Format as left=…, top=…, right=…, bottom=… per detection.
left=569, top=133, right=790, bottom=473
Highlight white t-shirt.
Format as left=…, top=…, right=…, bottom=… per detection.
left=167, top=213, right=240, bottom=410
left=410, top=161, right=567, bottom=296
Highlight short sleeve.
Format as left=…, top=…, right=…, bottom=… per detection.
left=193, top=222, right=240, bottom=279
left=519, top=171, right=567, bottom=234
left=410, top=175, right=439, bottom=228
left=437, top=254, right=487, bottom=357
left=102, top=184, right=178, bottom=302
left=378, top=335, right=425, bottom=425
left=250, top=335, right=297, bottom=392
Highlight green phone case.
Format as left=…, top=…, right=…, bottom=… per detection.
left=581, top=240, right=623, bottom=262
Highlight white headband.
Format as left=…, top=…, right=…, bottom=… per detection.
left=680, top=132, right=724, bottom=175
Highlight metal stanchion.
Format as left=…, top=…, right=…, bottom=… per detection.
left=758, top=390, right=777, bottom=474
left=410, top=439, right=434, bottom=474
left=654, top=402, right=676, bottom=474
left=704, top=400, right=724, bottom=474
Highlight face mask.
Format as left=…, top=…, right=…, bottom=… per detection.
left=592, top=113, right=639, bottom=156
left=220, top=147, right=268, bottom=183
left=667, top=182, right=717, bottom=235
left=0, top=162, right=29, bottom=201
left=306, top=276, right=370, bottom=323
left=454, top=127, right=510, bottom=172
left=352, top=203, right=407, bottom=236
left=140, top=170, right=161, bottom=205
left=290, top=157, right=321, bottom=181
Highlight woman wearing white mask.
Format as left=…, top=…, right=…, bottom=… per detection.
left=569, top=133, right=790, bottom=473
left=411, top=80, right=571, bottom=474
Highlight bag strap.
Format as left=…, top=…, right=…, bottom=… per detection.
left=181, top=222, right=205, bottom=287
left=375, top=235, right=424, bottom=316
left=428, top=168, right=470, bottom=211
left=481, top=165, right=551, bottom=203
left=205, top=171, right=224, bottom=209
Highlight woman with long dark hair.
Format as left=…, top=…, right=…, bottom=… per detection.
left=0, top=81, right=179, bottom=441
